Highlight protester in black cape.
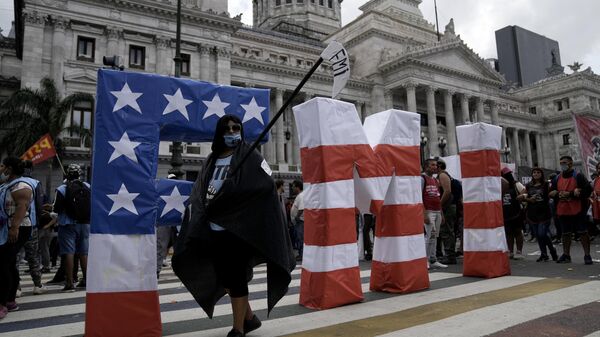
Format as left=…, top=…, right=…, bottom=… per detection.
left=172, top=115, right=295, bottom=337
left=518, top=168, right=557, bottom=262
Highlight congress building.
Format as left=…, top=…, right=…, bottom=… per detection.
left=1, top=0, right=599, bottom=189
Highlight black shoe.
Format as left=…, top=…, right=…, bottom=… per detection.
left=61, top=285, right=76, bottom=293
left=584, top=255, right=593, bottom=265
left=549, top=247, right=558, bottom=261
left=76, top=279, right=86, bottom=288
left=226, top=328, right=244, bottom=337
left=440, top=257, right=458, bottom=265
left=244, top=314, right=262, bottom=334
left=41, top=267, right=52, bottom=274
left=364, top=253, right=372, bottom=261
left=556, top=254, right=571, bottom=264
left=536, top=255, right=549, bottom=262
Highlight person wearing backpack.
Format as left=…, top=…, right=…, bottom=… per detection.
left=53, top=164, right=91, bottom=292
left=436, top=158, right=459, bottom=265
left=549, top=156, right=593, bottom=264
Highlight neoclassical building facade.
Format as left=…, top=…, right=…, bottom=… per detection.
left=1, top=0, right=600, bottom=187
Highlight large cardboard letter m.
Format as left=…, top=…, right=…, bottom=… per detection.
left=293, top=98, right=430, bottom=310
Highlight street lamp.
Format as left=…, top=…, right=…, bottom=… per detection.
left=501, top=145, right=511, bottom=163
left=169, top=0, right=184, bottom=179
left=420, top=131, right=428, bottom=168
left=438, top=136, right=447, bottom=157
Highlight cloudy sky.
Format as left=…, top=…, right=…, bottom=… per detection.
left=1, top=1, right=598, bottom=72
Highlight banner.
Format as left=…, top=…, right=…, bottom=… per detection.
left=320, top=41, right=349, bottom=99
left=20, top=133, right=56, bottom=165
left=573, top=114, right=600, bottom=178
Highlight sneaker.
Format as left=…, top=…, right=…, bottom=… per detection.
left=549, top=247, right=559, bottom=261
left=76, top=279, right=86, bottom=288
left=33, top=285, right=47, bottom=295
left=6, top=301, right=19, bottom=312
left=584, top=255, right=593, bottom=265
left=440, top=257, right=458, bottom=265
left=61, top=285, right=76, bottom=293
left=15, top=288, right=21, bottom=298
left=226, top=328, right=244, bottom=337
left=244, top=314, right=262, bottom=334
left=513, top=252, right=525, bottom=260
left=0, top=305, right=7, bottom=319
left=536, top=255, right=549, bottom=262
left=556, top=254, right=571, bottom=264
left=430, top=261, right=448, bottom=269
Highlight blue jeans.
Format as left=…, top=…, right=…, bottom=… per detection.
left=535, top=221, right=554, bottom=256
left=58, top=224, right=90, bottom=255
left=294, top=220, right=304, bottom=257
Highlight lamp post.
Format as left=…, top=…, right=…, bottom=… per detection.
left=169, top=0, right=184, bottom=179
left=438, top=136, right=447, bottom=157
left=501, top=145, right=511, bottom=163
left=420, top=131, right=428, bottom=168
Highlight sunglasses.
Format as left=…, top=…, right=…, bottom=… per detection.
left=224, top=124, right=241, bottom=132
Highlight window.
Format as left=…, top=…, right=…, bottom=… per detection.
left=180, top=53, right=190, bottom=76
left=556, top=101, right=563, bottom=111
left=297, top=0, right=304, bottom=3
left=529, top=106, right=537, bottom=114
left=279, top=55, right=288, bottom=63
left=77, top=36, right=95, bottom=62
left=65, top=101, right=93, bottom=148
left=319, top=0, right=324, bottom=5
left=328, top=0, right=333, bottom=7
left=129, top=45, right=146, bottom=69
left=241, top=47, right=248, bottom=54
left=286, top=0, right=292, bottom=3
left=275, top=0, right=281, bottom=5
left=296, top=59, right=303, bottom=66
left=563, top=134, right=571, bottom=145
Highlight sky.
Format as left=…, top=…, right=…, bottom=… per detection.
left=1, top=1, right=599, bottom=73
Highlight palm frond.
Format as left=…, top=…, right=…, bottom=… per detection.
left=40, top=77, right=60, bottom=107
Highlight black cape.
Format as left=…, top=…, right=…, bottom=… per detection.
left=172, top=142, right=296, bottom=318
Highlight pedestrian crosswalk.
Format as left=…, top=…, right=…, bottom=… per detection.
left=2, top=261, right=600, bottom=337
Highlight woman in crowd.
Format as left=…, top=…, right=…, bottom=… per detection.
left=173, top=115, right=295, bottom=337
left=501, top=167, right=525, bottom=259
left=519, top=168, right=558, bottom=261
left=0, top=157, right=34, bottom=319
left=591, top=163, right=600, bottom=231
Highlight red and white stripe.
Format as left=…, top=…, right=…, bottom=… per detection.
left=294, top=98, right=384, bottom=309
left=364, top=110, right=429, bottom=293
left=85, top=234, right=161, bottom=336
left=457, top=123, right=510, bottom=278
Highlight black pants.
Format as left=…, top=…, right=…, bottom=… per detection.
left=210, top=230, right=252, bottom=298
left=0, top=226, right=32, bottom=305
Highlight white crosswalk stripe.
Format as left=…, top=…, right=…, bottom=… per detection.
left=2, top=260, right=600, bottom=337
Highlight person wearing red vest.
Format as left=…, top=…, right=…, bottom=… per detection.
left=422, top=159, right=447, bottom=269
left=591, top=162, right=600, bottom=227
left=549, top=156, right=592, bottom=265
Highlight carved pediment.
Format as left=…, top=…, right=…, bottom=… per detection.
left=64, top=69, right=98, bottom=85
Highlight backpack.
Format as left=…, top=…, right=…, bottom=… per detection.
left=65, top=180, right=91, bottom=223
left=450, top=177, right=463, bottom=205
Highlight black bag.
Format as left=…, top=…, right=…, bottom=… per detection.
left=65, top=180, right=91, bottom=223
left=450, top=177, right=463, bottom=204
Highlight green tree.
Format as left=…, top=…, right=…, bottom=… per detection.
left=0, top=77, right=94, bottom=197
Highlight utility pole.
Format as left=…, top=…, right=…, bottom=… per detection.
left=169, top=0, right=184, bottom=179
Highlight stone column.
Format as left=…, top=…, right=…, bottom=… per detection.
left=490, top=100, right=499, bottom=126
left=426, top=86, right=439, bottom=157
left=51, top=16, right=68, bottom=96
left=198, top=45, right=211, bottom=81
left=275, top=88, right=285, bottom=164
left=476, top=97, right=485, bottom=123
left=444, top=89, right=457, bottom=155
left=357, top=101, right=365, bottom=122
left=21, top=10, right=46, bottom=89
left=106, top=26, right=121, bottom=57
left=292, top=112, right=300, bottom=167
left=384, top=89, right=393, bottom=110
left=524, top=130, right=533, bottom=167
left=405, top=82, right=417, bottom=112
left=501, top=126, right=507, bottom=149
left=460, top=94, right=470, bottom=125
left=552, top=132, right=561, bottom=170
left=216, top=47, right=231, bottom=84
left=155, top=36, right=170, bottom=75
left=511, top=128, right=521, bottom=167
left=535, top=132, right=543, bottom=167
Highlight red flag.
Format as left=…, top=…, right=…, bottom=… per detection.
left=573, top=114, right=600, bottom=178
left=20, top=133, right=57, bottom=165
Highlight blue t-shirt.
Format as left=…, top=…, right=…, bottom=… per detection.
left=208, top=155, right=232, bottom=231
